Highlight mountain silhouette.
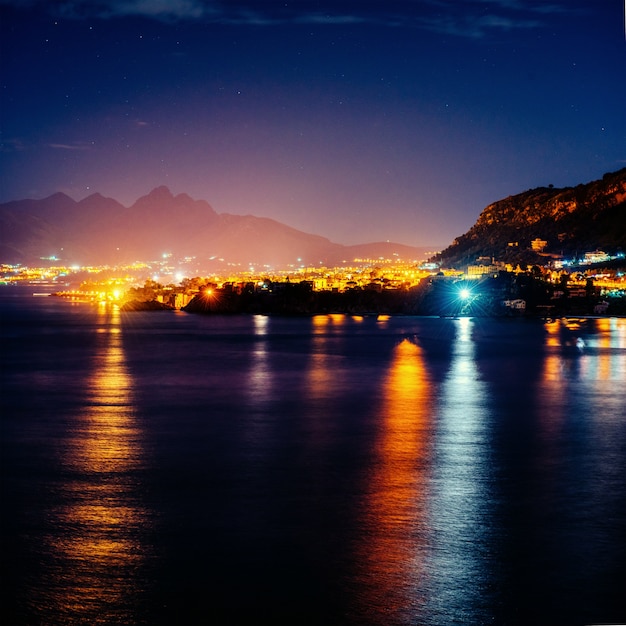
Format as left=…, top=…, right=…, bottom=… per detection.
left=0, top=187, right=431, bottom=268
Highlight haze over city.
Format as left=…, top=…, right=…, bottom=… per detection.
left=1, top=0, right=624, bottom=248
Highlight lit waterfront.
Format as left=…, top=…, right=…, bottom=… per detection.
left=2, top=252, right=625, bottom=304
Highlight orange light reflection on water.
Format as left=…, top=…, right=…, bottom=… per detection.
left=41, top=306, right=150, bottom=624
left=309, top=315, right=341, bottom=396
left=302, top=315, right=348, bottom=449
left=538, top=317, right=626, bottom=455
left=352, top=337, right=432, bottom=623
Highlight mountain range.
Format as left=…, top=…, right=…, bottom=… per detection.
left=2, top=168, right=624, bottom=270
left=0, top=186, right=432, bottom=268
left=434, top=168, right=626, bottom=268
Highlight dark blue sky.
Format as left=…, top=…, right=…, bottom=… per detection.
left=1, top=0, right=624, bottom=247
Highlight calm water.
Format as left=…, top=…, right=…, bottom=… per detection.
left=1, top=289, right=625, bottom=625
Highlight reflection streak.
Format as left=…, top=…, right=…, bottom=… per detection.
left=243, top=315, right=273, bottom=448
left=302, top=315, right=348, bottom=449
left=541, top=318, right=626, bottom=419
left=353, top=337, right=432, bottom=624
left=426, top=317, right=493, bottom=623
left=248, top=315, right=272, bottom=402
left=41, top=306, right=150, bottom=625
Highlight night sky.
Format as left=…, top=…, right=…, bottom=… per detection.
left=1, top=1, right=624, bottom=248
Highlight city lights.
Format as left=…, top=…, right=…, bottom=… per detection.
left=2, top=247, right=625, bottom=317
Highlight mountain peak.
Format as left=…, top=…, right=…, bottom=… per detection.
left=130, top=186, right=176, bottom=211
left=141, top=186, right=174, bottom=201
left=78, top=192, right=112, bottom=205
left=46, top=191, right=76, bottom=202
left=148, top=185, right=173, bottom=198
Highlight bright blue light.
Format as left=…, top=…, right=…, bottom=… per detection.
left=459, top=288, right=471, bottom=300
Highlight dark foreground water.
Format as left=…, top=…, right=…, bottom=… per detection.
left=1, top=289, right=625, bottom=626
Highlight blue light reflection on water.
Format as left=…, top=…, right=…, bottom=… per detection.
left=1, top=293, right=625, bottom=625
left=424, top=317, right=496, bottom=625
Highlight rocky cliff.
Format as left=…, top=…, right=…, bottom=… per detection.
left=434, top=168, right=626, bottom=268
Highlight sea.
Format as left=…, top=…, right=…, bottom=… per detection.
left=1, top=287, right=625, bottom=626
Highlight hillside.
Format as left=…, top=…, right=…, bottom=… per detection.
left=433, top=168, right=626, bottom=268
left=0, top=187, right=430, bottom=268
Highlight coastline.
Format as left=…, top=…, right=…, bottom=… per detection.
left=2, top=283, right=624, bottom=318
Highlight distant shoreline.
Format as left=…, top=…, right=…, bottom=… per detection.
left=117, top=297, right=625, bottom=320
left=1, top=284, right=624, bottom=318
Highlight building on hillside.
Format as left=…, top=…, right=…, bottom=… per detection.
left=531, top=238, right=548, bottom=252
left=502, top=299, right=526, bottom=311
left=582, top=250, right=609, bottom=265
left=568, top=288, right=587, bottom=298
left=467, top=263, right=498, bottom=278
